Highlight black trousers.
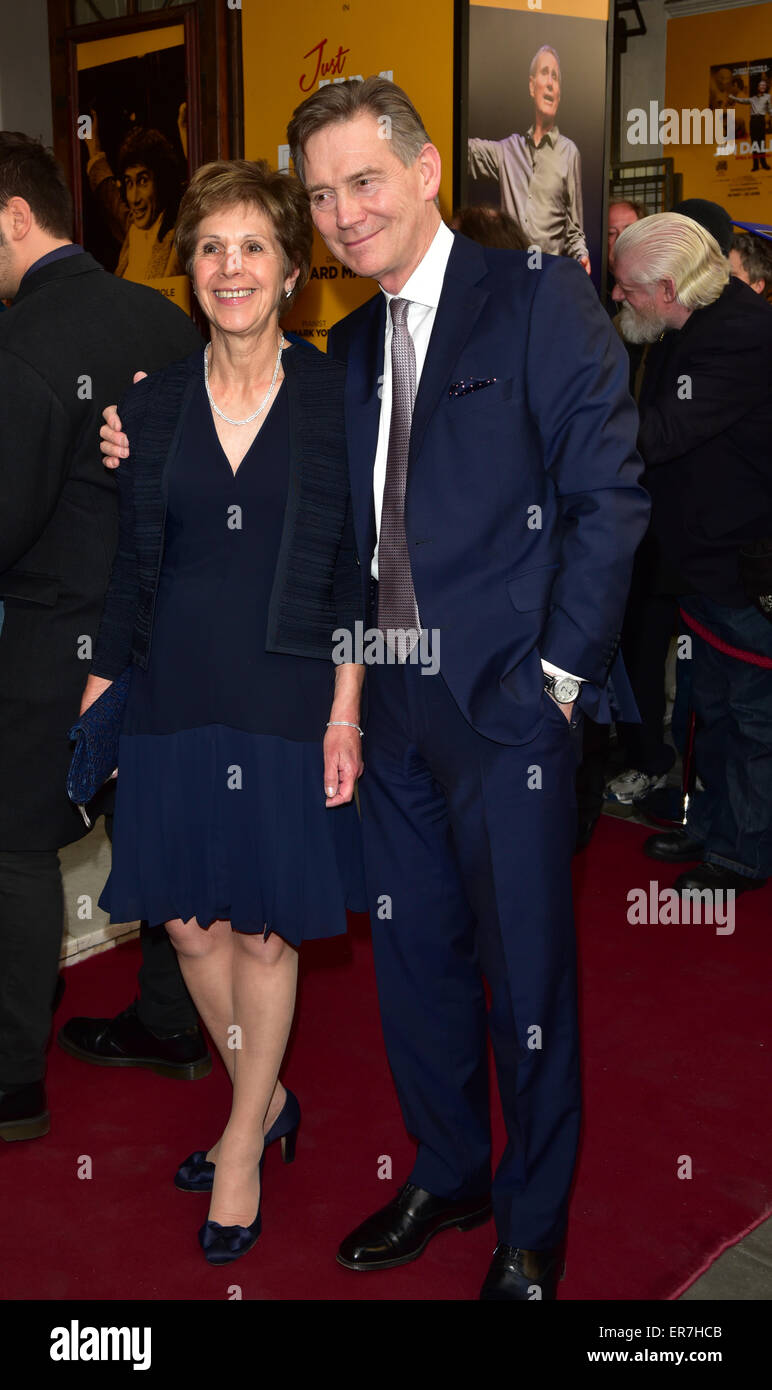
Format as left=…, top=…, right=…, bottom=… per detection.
left=616, top=586, right=677, bottom=777
left=0, top=830, right=197, bottom=1087
left=136, top=921, right=198, bottom=1034
left=0, top=849, right=63, bottom=1086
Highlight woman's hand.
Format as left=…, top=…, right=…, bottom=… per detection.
left=80, top=673, right=113, bottom=716
left=323, top=723, right=364, bottom=806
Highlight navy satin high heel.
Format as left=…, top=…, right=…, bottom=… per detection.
left=175, top=1088, right=300, bottom=1192
left=265, top=1087, right=300, bottom=1162
left=198, top=1166, right=263, bottom=1266
left=175, top=1149, right=215, bottom=1193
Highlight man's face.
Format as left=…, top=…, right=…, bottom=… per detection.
left=303, top=111, right=440, bottom=293
left=608, top=204, right=639, bottom=269
left=729, top=247, right=765, bottom=294
left=612, top=259, right=675, bottom=342
left=714, top=68, right=732, bottom=94
left=529, top=54, right=561, bottom=125
left=124, top=164, right=157, bottom=229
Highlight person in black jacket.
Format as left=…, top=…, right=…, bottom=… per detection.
left=612, top=211, right=772, bottom=897
left=0, top=132, right=202, bottom=1144
left=77, top=159, right=365, bottom=1266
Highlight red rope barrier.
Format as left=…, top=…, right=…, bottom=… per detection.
left=679, top=606, right=772, bottom=669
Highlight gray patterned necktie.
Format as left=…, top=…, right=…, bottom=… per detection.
left=378, top=297, right=421, bottom=658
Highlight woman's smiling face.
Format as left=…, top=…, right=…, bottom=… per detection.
left=192, top=203, right=299, bottom=336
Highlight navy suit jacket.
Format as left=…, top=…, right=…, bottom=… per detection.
left=327, top=232, right=651, bottom=744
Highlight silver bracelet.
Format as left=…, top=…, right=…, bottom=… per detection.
left=327, top=720, right=364, bottom=737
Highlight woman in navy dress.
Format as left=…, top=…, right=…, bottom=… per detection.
left=81, top=161, right=365, bottom=1265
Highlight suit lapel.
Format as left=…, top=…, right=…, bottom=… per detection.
left=409, top=236, right=490, bottom=466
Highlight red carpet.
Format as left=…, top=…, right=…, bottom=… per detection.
left=3, top=815, right=769, bottom=1301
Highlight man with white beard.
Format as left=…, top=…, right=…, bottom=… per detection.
left=612, top=212, right=772, bottom=902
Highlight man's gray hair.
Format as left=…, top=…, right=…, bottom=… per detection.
left=529, top=45, right=561, bottom=84
left=731, top=231, right=772, bottom=290
left=614, top=211, right=729, bottom=311
left=287, top=76, right=432, bottom=185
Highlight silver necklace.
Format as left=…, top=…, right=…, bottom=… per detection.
left=204, top=338, right=283, bottom=426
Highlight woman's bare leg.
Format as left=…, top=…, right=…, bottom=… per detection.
left=206, top=928, right=298, bottom=1228
left=165, top=917, right=235, bottom=1081
left=165, top=918, right=295, bottom=1172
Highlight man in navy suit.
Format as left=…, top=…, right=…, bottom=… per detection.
left=288, top=78, right=649, bottom=1299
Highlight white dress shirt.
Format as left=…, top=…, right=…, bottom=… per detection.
left=371, top=219, right=582, bottom=685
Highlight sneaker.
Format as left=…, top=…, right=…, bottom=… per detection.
left=605, top=768, right=668, bottom=805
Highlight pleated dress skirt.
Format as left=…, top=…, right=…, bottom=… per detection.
left=100, top=724, right=365, bottom=943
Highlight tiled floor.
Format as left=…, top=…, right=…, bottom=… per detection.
left=59, top=811, right=771, bottom=1299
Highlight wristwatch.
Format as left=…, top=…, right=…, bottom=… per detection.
left=543, top=672, right=580, bottom=705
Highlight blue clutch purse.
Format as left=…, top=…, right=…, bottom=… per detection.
left=66, top=667, right=132, bottom=826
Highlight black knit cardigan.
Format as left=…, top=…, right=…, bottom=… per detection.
left=91, top=342, right=361, bottom=679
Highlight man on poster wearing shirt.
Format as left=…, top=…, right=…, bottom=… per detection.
left=468, top=44, right=590, bottom=271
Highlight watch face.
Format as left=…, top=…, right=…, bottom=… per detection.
left=553, top=676, right=579, bottom=703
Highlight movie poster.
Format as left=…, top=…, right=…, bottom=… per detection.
left=242, top=0, right=455, bottom=343
left=76, top=26, right=191, bottom=316
left=666, top=4, right=772, bottom=226
left=709, top=58, right=772, bottom=180
left=462, top=0, right=610, bottom=293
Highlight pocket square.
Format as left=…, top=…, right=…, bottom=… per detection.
left=448, top=377, right=497, bottom=398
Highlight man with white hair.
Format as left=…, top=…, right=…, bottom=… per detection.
left=468, top=45, right=590, bottom=270
left=613, top=212, right=772, bottom=899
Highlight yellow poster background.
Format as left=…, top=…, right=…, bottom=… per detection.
left=666, top=4, right=772, bottom=225
left=242, top=0, right=455, bottom=342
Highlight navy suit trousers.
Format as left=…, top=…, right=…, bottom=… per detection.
left=359, top=656, right=583, bottom=1249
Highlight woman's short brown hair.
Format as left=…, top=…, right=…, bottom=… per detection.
left=174, top=159, right=313, bottom=306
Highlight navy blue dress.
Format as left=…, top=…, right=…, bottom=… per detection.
left=99, top=367, right=365, bottom=942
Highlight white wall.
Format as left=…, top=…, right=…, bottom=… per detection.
left=0, top=0, right=53, bottom=146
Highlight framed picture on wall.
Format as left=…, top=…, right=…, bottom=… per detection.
left=456, top=0, right=612, bottom=295
left=64, top=6, right=201, bottom=316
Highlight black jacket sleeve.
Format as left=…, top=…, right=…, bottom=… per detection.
left=638, top=314, right=769, bottom=467
left=90, top=386, right=145, bottom=678
left=0, top=350, right=72, bottom=572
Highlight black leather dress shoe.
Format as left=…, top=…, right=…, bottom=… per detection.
left=337, top=1182, right=492, bottom=1271
left=643, top=830, right=705, bottom=863
left=479, top=1243, right=564, bottom=1300
left=0, top=1081, right=50, bottom=1142
left=57, top=1001, right=211, bottom=1080
left=674, top=862, right=766, bottom=896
